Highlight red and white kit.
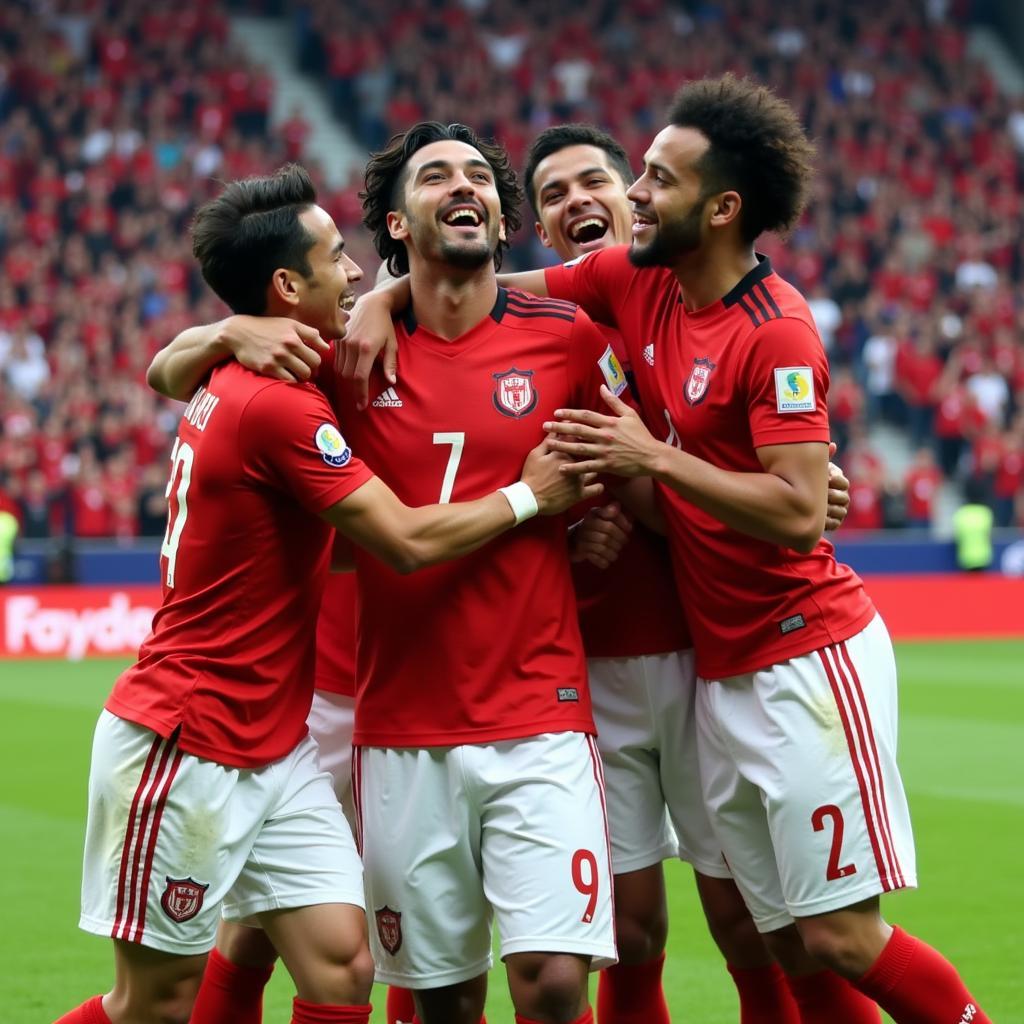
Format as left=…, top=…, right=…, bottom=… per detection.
left=573, top=325, right=727, bottom=878
left=310, top=573, right=358, bottom=820
left=546, top=249, right=917, bottom=928
left=80, top=363, right=372, bottom=954
left=324, top=289, right=618, bottom=986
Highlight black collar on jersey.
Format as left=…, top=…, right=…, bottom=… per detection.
left=721, top=254, right=773, bottom=308
left=401, top=287, right=509, bottom=334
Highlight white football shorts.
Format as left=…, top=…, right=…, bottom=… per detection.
left=354, top=731, right=617, bottom=988
left=307, top=689, right=356, bottom=826
left=588, top=649, right=729, bottom=877
left=79, top=710, right=365, bottom=956
left=696, top=614, right=917, bottom=932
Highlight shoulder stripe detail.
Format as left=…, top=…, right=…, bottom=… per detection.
left=505, top=308, right=576, bottom=324
left=736, top=295, right=762, bottom=328
left=747, top=286, right=771, bottom=324
left=506, top=292, right=576, bottom=312
left=756, top=282, right=783, bottom=319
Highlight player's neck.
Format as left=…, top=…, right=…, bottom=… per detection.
left=408, top=265, right=499, bottom=341
left=672, top=244, right=759, bottom=313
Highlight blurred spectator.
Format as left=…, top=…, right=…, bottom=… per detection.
left=828, top=366, right=863, bottom=457
left=895, top=332, right=943, bottom=449
left=952, top=478, right=994, bottom=572
left=903, top=447, right=943, bottom=530
left=965, top=355, right=1011, bottom=427
left=994, top=431, right=1024, bottom=528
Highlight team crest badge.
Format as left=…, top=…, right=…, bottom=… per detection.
left=160, top=877, right=209, bottom=923
left=375, top=906, right=403, bottom=955
left=684, top=357, right=716, bottom=406
left=492, top=368, right=538, bottom=418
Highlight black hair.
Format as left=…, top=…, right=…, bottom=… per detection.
left=361, top=121, right=523, bottom=276
left=667, top=74, right=815, bottom=242
left=191, top=163, right=317, bottom=314
left=523, top=123, right=634, bottom=215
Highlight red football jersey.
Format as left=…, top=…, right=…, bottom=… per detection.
left=107, top=362, right=373, bottom=767
left=571, top=324, right=691, bottom=658
left=324, top=287, right=625, bottom=746
left=315, top=572, right=357, bottom=697
left=547, top=248, right=875, bottom=679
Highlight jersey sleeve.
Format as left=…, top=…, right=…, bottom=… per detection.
left=239, top=381, right=375, bottom=514
left=566, top=306, right=637, bottom=412
left=743, top=317, right=832, bottom=448
left=543, top=245, right=636, bottom=327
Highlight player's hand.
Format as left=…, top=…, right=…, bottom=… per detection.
left=220, top=315, right=328, bottom=382
left=569, top=503, right=632, bottom=569
left=826, top=441, right=850, bottom=532
left=339, top=293, right=400, bottom=410
left=521, top=440, right=604, bottom=515
left=544, top=386, right=661, bottom=478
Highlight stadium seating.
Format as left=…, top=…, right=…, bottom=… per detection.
left=0, top=0, right=1021, bottom=540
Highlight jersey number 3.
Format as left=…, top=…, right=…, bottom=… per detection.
left=161, top=438, right=194, bottom=588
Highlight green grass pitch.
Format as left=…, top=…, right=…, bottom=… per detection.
left=2, top=640, right=1020, bottom=1022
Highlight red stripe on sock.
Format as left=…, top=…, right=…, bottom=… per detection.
left=838, top=641, right=904, bottom=889
left=818, top=648, right=889, bottom=889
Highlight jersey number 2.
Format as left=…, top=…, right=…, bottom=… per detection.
left=161, top=438, right=194, bottom=588
left=811, top=804, right=857, bottom=881
left=432, top=432, right=465, bottom=504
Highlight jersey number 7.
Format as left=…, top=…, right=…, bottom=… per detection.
left=432, top=432, right=465, bottom=504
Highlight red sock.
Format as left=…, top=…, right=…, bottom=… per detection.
left=855, top=926, right=991, bottom=1024
left=387, top=986, right=417, bottom=1024
left=53, top=995, right=111, bottom=1024
left=727, top=962, right=801, bottom=1024
left=786, top=969, right=880, bottom=1022
left=596, top=953, right=669, bottom=1024
left=189, top=947, right=274, bottom=1024
left=291, top=1000, right=372, bottom=1024
left=516, top=1011, right=592, bottom=1024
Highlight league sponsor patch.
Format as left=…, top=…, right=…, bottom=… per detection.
left=375, top=905, right=403, bottom=955
left=684, top=356, right=716, bottom=406
left=160, top=876, right=209, bottom=923
left=598, top=345, right=628, bottom=397
left=774, top=367, right=816, bottom=413
left=556, top=687, right=579, bottom=702
left=492, top=368, right=538, bottom=418
left=314, top=422, right=352, bottom=466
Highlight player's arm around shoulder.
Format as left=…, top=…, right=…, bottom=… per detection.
left=320, top=438, right=604, bottom=575
left=147, top=316, right=329, bottom=401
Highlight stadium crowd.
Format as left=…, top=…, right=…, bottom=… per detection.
left=1, top=0, right=1023, bottom=542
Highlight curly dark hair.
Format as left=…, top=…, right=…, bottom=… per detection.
left=522, top=123, right=634, bottom=215
left=191, top=164, right=317, bottom=315
left=667, top=74, right=815, bottom=243
left=361, top=122, right=523, bottom=277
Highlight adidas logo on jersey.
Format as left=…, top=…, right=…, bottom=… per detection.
left=372, top=387, right=403, bottom=408
left=643, top=343, right=655, bottom=366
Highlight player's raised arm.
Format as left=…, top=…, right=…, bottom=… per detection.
left=323, top=437, right=602, bottom=574
left=148, top=316, right=329, bottom=401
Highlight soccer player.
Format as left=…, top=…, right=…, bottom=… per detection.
left=147, top=126, right=629, bottom=1024
left=523, top=123, right=803, bottom=1024
left=525, top=78, right=990, bottom=1024
left=56, top=164, right=595, bottom=1024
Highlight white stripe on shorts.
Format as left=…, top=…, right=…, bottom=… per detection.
left=112, top=730, right=183, bottom=943
left=818, top=642, right=905, bottom=892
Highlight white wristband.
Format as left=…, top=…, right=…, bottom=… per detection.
left=498, top=481, right=539, bottom=525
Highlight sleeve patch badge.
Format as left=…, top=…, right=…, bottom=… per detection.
left=598, top=344, right=628, bottom=397
left=314, top=422, right=352, bottom=466
left=774, top=367, right=816, bottom=413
